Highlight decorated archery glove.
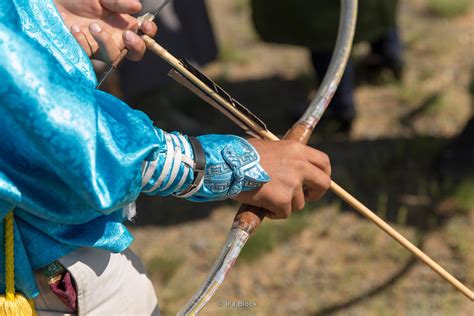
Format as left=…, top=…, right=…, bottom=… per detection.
left=141, top=130, right=270, bottom=201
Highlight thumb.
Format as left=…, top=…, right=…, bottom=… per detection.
left=100, top=0, right=142, bottom=14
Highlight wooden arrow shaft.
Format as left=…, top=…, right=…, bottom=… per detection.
left=234, top=125, right=474, bottom=301
left=330, top=181, right=473, bottom=300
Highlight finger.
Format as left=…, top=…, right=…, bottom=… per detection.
left=89, top=22, right=121, bottom=63
left=305, top=147, right=331, bottom=176
left=70, top=24, right=92, bottom=57
left=263, top=199, right=291, bottom=220
left=303, top=163, right=331, bottom=201
left=292, top=189, right=306, bottom=212
left=123, top=30, right=146, bottom=61
left=100, top=0, right=142, bottom=14
left=140, top=20, right=158, bottom=37
left=267, top=211, right=286, bottom=220
left=306, top=189, right=327, bottom=201
left=82, top=27, right=100, bottom=57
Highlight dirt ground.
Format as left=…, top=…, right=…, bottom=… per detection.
left=126, top=0, right=473, bottom=315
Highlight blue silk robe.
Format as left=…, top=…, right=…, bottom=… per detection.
left=0, top=0, right=268, bottom=298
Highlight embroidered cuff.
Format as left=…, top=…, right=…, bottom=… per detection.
left=141, top=131, right=269, bottom=201
left=186, top=134, right=270, bottom=202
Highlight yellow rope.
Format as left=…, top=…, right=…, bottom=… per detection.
left=0, top=209, right=34, bottom=315
left=4, top=212, right=15, bottom=301
left=28, top=299, right=37, bottom=316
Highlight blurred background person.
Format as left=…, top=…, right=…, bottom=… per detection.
left=251, top=0, right=404, bottom=133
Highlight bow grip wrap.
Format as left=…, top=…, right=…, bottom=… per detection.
left=232, top=122, right=313, bottom=233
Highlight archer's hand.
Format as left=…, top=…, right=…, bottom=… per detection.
left=234, top=139, right=331, bottom=219
left=53, top=0, right=158, bottom=63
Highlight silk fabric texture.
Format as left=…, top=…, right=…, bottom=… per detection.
left=0, top=0, right=269, bottom=299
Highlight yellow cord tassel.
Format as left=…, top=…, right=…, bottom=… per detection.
left=0, top=211, right=35, bottom=316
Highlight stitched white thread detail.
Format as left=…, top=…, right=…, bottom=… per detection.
left=141, top=160, right=156, bottom=188
left=174, top=135, right=193, bottom=193
left=180, top=135, right=195, bottom=167
left=144, top=134, right=174, bottom=193
left=161, top=134, right=183, bottom=191
left=141, top=128, right=162, bottom=188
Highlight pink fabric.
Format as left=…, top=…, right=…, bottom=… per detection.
left=48, top=272, right=78, bottom=311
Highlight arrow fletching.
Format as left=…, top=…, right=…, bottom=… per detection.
left=168, top=58, right=268, bottom=139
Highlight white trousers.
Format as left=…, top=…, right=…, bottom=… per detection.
left=34, top=247, right=159, bottom=316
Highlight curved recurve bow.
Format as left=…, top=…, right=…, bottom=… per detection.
left=173, top=1, right=473, bottom=314
left=177, top=1, right=358, bottom=314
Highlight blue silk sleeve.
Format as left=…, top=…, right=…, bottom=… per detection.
left=0, top=4, right=269, bottom=212
left=0, top=0, right=269, bottom=299
left=0, top=25, right=158, bottom=216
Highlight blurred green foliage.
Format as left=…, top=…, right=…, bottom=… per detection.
left=147, top=252, right=185, bottom=284
left=239, top=213, right=309, bottom=263
left=428, top=0, right=471, bottom=17
left=452, top=178, right=474, bottom=212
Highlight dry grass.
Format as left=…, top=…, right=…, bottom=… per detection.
left=428, top=0, right=472, bottom=17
